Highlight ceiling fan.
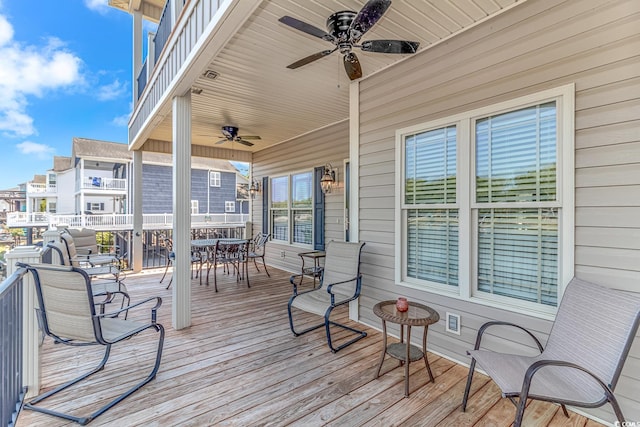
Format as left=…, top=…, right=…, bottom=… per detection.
left=279, top=0, right=419, bottom=81
left=215, top=126, right=261, bottom=147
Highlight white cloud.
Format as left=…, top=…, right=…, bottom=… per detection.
left=0, top=14, right=83, bottom=138
left=112, top=112, right=130, bottom=127
left=16, top=141, right=55, bottom=159
left=84, top=0, right=110, bottom=14
left=0, top=14, right=13, bottom=46
left=96, top=79, right=127, bottom=101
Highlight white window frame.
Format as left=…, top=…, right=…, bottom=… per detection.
left=225, top=201, right=235, bottom=213
left=269, top=170, right=314, bottom=247
left=395, top=84, right=574, bottom=319
left=191, top=200, right=199, bottom=214
left=88, top=202, right=105, bottom=212
left=209, top=171, right=221, bottom=187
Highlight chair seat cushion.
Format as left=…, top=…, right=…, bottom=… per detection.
left=291, top=290, right=332, bottom=317
left=469, top=349, right=606, bottom=405
left=100, top=318, right=149, bottom=342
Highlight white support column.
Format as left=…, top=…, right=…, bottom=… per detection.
left=6, top=246, right=43, bottom=398
left=349, top=80, right=360, bottom=321
left=80, top=159, right=86, bottom=226
left=172, top=92, right=192, bottom=330
left=170, top=0, right=183, bottom=27
left=147, top=31, right=156, bottom=81
left=132, top=9, right=143, bottom=104
left=132, top=150, right=144, bottom=273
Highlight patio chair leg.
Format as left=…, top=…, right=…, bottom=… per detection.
left=160, top=261, right=170, bottom=284
left=461, top=358, right=476, bottom=412
left=287, top=299, right=324, bottom=337
left=24, top=324, right=165, bottom=426
left=325, top=319, right=367, bottom=353
left=561, top=403, right=569, bottom=417
left=24, top=344, right=112, bottom=424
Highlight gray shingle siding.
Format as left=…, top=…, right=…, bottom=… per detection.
left=142, top=165, right=241, bottom=214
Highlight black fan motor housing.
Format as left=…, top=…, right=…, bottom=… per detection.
left=326, top=11, right=356, bottom=42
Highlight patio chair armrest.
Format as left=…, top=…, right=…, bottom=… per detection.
left=98, top=296, right=163, bottom=323
left=522, top=359, right=614, bottom=398
left=290, top=274, right=304, bottom=295
left=326, top=274, right=362, bottom=306
left=473, top=321, right=544, bottom=353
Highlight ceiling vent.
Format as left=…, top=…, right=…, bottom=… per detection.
left=203, top=70, right=219, bottom=80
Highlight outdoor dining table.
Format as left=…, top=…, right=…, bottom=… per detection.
left=191, top=238, right=249, bottom=288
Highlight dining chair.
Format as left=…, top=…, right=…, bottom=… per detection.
left=205, top=239, right=250, bottom=292
left=160, top=237, right=203, bottom=288
left=247, top=232, right=270, bottom=276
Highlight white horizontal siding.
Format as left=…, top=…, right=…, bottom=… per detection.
left=357, top=0, right=640, bottom=423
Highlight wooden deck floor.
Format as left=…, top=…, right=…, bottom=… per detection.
left=17, top=266, right=605, bottom=426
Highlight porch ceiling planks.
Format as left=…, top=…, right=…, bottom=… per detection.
left=17, top=267, right=603, bottom=426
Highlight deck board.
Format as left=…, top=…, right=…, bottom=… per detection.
left=16, top=266, right=606, bottom=426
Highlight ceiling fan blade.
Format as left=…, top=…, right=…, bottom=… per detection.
left=237, top=139, right=255, bottom=147
left=215, top=138, right=227, bottom=145
left=287, top=48, right=337, bottom=69
left=238, top=135, right=261, bottom=140
left=360, top=39, right=420, bottom=54
left=349, top=0, right=392, bottom=42
left=279, top=16, right=335, bottom=42
left=344, top=52, right=363, bottom=80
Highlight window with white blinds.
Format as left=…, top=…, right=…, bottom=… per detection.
left=475, top=103, right=559, bottom=306
left=397, top=85, right=574, bottom=315
left=270, top=171, right=313, bottom=245
left=404, top=126, right=458, bottom=286
left=270, top=176, right=289, bottom=241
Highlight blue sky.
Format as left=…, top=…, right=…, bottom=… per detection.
left=0, top=0, right=142, bottom=188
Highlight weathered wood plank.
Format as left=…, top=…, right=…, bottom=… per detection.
left=16, top=268, right=605, bottom=427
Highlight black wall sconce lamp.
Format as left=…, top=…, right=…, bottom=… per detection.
left=249, top=179, right=260, bottom=199
left=320, top=164, right=336, bottom=194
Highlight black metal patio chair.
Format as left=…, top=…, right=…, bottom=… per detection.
left=462, top=277, right=640, bottom=426
left=247, top=232, right=271, bottom=276
left=20, top=263, right=164, bottom=425
left=287, top=240, right=366, bottom=353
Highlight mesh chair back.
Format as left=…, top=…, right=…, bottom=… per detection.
left=30, top=264, right=97, bottom=343
left=544, top=277, right=640, bottom=390
left=60, top=233, right=81, bottom=267
left=67, top=228, right=99, bottom=255
left=47, top=240, right=71, bottom=266
left=321, top=241, right=365, bottom=297
left=252, top=233, right=269, bottom=255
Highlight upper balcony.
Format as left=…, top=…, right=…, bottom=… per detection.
left=26, top=183, right=56, bottom=196
left=78, top=177, right=127, bottom=193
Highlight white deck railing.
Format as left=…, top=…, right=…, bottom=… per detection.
left=5, top=212, right=250, bottom=230
left=26, top=183, right=57, bottom=194
left=80, top=177, right=127, bottom=191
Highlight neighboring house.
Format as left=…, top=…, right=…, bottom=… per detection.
left=0, top=187, right=26, bottom=223
left=111, top=0, right=640, bottom=422
left=140, top=151, right=247, bottom=214
left=22, top=137, right=247, bottom=217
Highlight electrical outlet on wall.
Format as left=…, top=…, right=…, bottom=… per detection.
left=446, top=312, right=461, bottom=335
left=280, top=250, right=286, bottom=258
